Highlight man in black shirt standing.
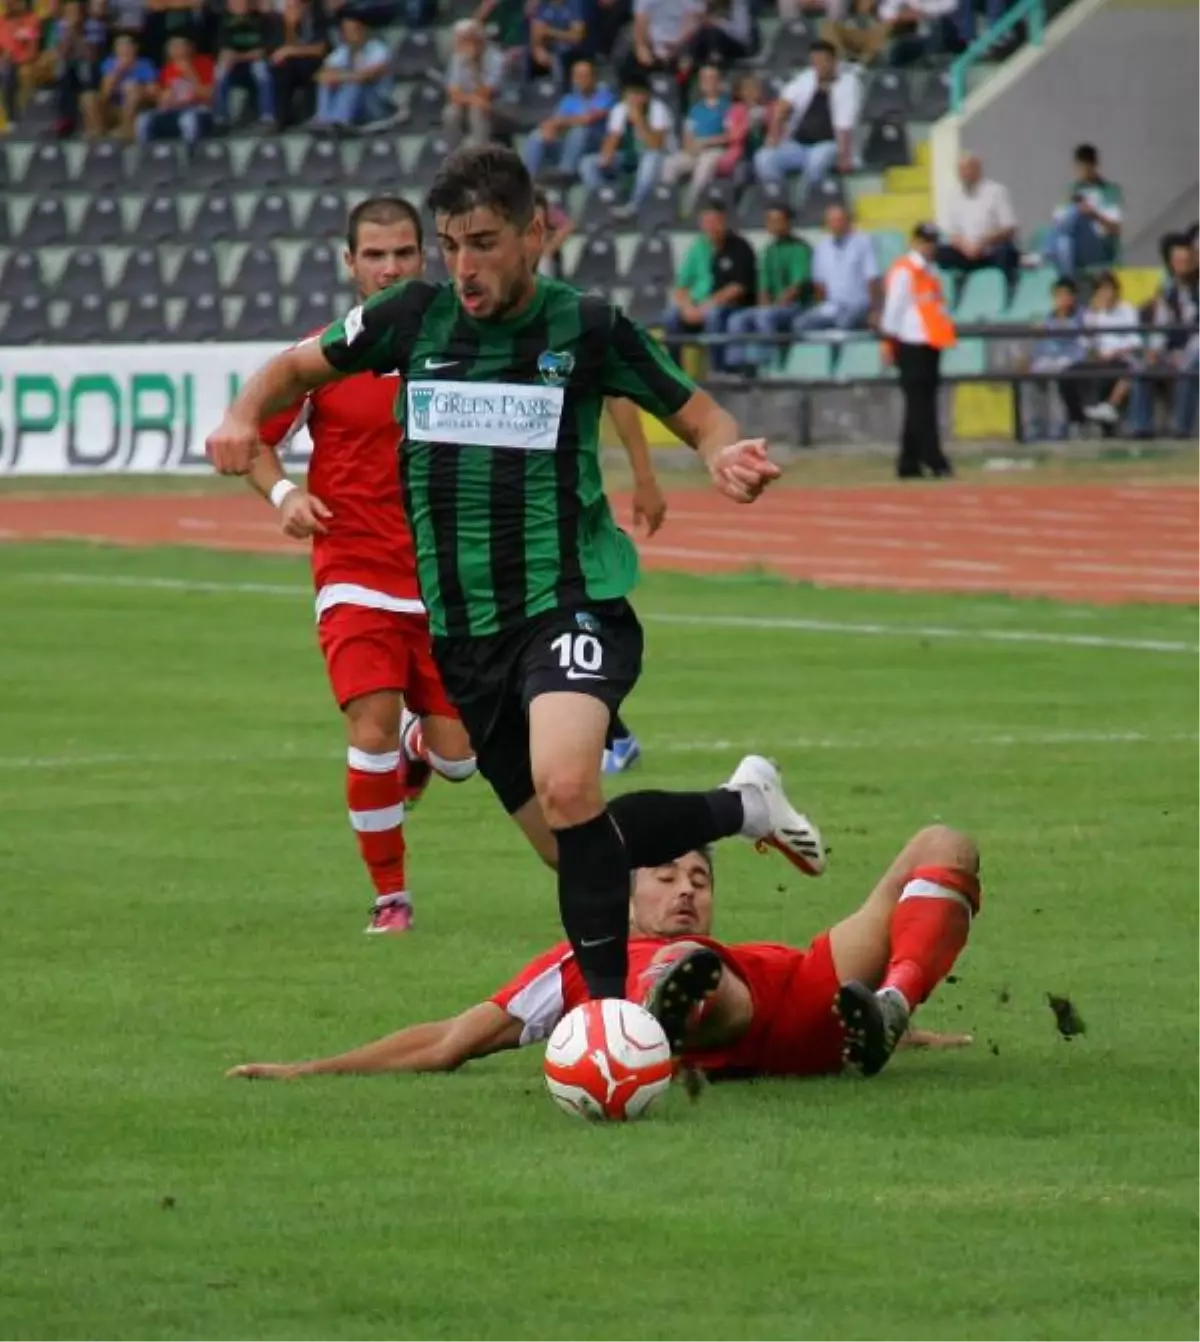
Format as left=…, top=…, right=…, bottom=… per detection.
left=662, top=194, right=757, bottom=372
left=214, top=0, right=274, bottom=127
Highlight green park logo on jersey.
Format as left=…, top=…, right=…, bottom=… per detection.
left=406, top=379, right=565, bottom=452
left=537, top=350, right=576, bottom=387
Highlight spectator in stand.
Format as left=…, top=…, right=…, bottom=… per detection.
left=1049, top=143, right=1122, bottom=278
left=521, top=56, right=614, bottom=181
left=725, top=202, right=813, bottom=374
left=110, top=0, right=147, bottom=39
left=444, top=17, right=511, bottom=145
left=533, top=185, right=575, bottom=277
left=661, top=62, right=729, bottom=213
left=1130, top=238, right=1199, bottom=439
left=936, top=152, right=1019, bottom=290
left=52, top=0, right=107, bottom=136
left=0, top=0, right=54, bottom=128
left=714, top=69, right=768, bottom=192
left=269, top=0, right=326, bottom=129
left=313, top=14, right=390, bottom=130
left=619, top=0, right=701, bottom=81
left=528, top=0, right=586, bottom=85
left=754, top=40, right=859, bottom=201
left=792, top=202, right=880, bottom=333
left=144, top=0, right=203, bottom=68
left=97, top=28, right=156, bottom=136
left=1023, top=276, right=1086, bottom=440
left=579, top=71, right=673, bottom=218
left=213, top=0, right=273, bottom=128
left=661, top=193, right=756, bottom=372
left=821, top=0, right=893, bottom=65
left=136, top=31, right=212, bottom=142
left=879, top=0, right=962, bottom=66
left=681, top=0, right=753, bottom=70
left=1076, top=270, right=1139, bottom=428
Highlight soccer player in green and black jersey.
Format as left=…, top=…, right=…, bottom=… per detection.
left=208, top=145, right=825, bottom=1016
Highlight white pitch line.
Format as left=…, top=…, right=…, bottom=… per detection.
left=15, top=570, right=1199, bottom=653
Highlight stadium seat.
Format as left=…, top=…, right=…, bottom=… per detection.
left=870, top=228, right=907, bottom=272
left=570, top=233, right=619, bottom=291
left=767, top=18, right=814, bottom=67
left=0, top=200, right=9, bottom=246
left=191, top=193, right=238, bottom=244
left=0, top=250, right=43, bottom=301
left=297, top=135, right=349, bottom=189
left=911, top=70, right=951, bottom=122
left=795, top=175, right=845, bottom=228
left=60, top=247, right=106, bottom=292
left=137, top=195, right=182, bottom=246
left=409, top=133, right=452, bottom=188
left=113, top=246, right=164, bottom=299
left=3, top=293, right=52, bottom=344
left=228, top=291, right=284, bottom=340
left=835, top=338, right=885, bottom=380
left=941, top=338, right=987, bottom=377
left=626, top=232, right=675, bottom=287
left=639, top=183, right=682, bottom=234
left=953, top=268, right=1007, bottom=322
left=861, top=116, right=911, bottom=171
left=81, top=195, right=128, bottom=245
left=77, top=139, right=128, bottom=191
left=120, top=290, right=166, bottom=341
left=189, top=140, right=234, bottom=192
left=0, top=150, right=9, bottom=191
left=175, top=291, right=223, bottom=341
left=627, top=282, right=667, bottom=326
left=305, top=190, right=347, bottom=239
left=136, top=141, right=182, bottom=193
left=21, top=141, right=69, bottom=191
left=357, top=135, right=405, bottom=191
left=244, top=138, right=290, bottom=190
left=1008, top=266, right=1056, bottom=321
left=515, top=77, right=560, bottom=132
left=293, top=239, right=339, bottom=289
left=233, top=243, right=282, bottom=293
left=775, top=341, right=832, bottom=380
left=62, top=292, right=114, bottom=343
left=393, top=27, right=439, bottom=81
left=862, top=70, right=911, bottom=121
left=174, top=244, right=222, bottom=296
left=248, top=192, right=297, bottom=242
left=294, top=287, right=341, bottom=329
left=733, top=180, right=788, bottom=229
left=23, top=196, right=69, bottom=246
left=405, top=80, right=445, bottom=133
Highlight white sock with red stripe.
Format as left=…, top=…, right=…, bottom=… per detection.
left=400, top=711, right=477, bottom=782
left=880, top=865, right=981, bottom=1011
left=346, top=746, right=408, bottom=904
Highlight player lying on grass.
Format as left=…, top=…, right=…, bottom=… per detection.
left=228, top=823, right=979, bottom=1082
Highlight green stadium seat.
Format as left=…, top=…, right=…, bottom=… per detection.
left=870, top=228, right=906, bottom=271
left=953, top=268, right=1007, bottom=322
left=836, top=338, right=886, bottom=380
left=770, top=342, right=832, bottom=380
left=1008, top=267, right=1057, bottom=321
left=942, top=339, right=987, bottom=377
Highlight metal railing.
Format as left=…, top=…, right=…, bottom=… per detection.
left=948, top=0, right=1047, bottom=112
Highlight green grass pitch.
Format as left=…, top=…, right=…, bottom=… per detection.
left=1, top=541, right=1197, bottom=1341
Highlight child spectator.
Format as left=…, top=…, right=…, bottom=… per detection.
left=214, top=0, right=273, bottom=127
left=1079, top=270, right=1140, bottom=427
left=136, top=30, right=211, bottom=142
left=0, top=0, right=51, bottom=129
left=1023, top=276, right=1086, bottom=439
left=98, top=27, right=156, bottom=136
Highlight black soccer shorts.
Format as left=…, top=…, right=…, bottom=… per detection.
left=433, top=599, right=644, bottom=814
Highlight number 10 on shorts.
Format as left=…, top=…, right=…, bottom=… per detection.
left=551, top=632, right=605, bottom=680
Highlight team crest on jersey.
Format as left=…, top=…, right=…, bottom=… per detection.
left=575, top=611, right=600, bottom=634
left=537, top=350, right=576, bottom=387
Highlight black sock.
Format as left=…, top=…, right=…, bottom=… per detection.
left=554, top=811, right=631, bottom=1000
left=611, top=713, right=630, bottom=740
left=607, top=789, right=744, bottom=870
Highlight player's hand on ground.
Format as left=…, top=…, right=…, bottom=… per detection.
left=632, top=477, right=667, bottom=537
left=226, top=1062, right=301, bottom=1080
left=279, top=489, right=332, bottom=539
left=206, top=415, right=260, bottom=476
left=708, top=439, right=781, bottom=504
left=896, top=1028, right=974, bottom=1052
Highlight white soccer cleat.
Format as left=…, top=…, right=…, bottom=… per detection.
left=724, top=754, right=826, bottom=876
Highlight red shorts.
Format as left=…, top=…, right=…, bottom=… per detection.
left=686, top=934, right=846, bottom=1079
left=317, top=604, right=459, bottom=718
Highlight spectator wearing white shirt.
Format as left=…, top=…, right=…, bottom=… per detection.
left=877, top=0, right=962, bottom=65
left=754, top=42, right=859, bottom=201
left=792, top=203, right=881, bottom=333
left=936, top=153, right=1019, bottom=288
left=619, top=0, right=703, bottom=80
left=444, top=18, right=513, bottom=145
left=579, top=73, right=674, bottom=217
left=1079, top=270, right=1140, bottom=427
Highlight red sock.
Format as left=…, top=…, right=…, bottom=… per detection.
left=881, top=865, right=981, bottom=1010
left=346, top=747, right=407, bottom=900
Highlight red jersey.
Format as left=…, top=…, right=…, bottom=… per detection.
left=490, top=933, right=846, bottom=1079
left=260, top=350, right=421, bottom=620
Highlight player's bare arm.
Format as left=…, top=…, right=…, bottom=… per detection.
left=665, top=389, right=782, bottom=504
left=207, top=340, right=343, bottom=476
left=607, top=397, right=667, bottom=537
left=228, top=1002, right=523, bottom=1080
left=246, top=440, right=332, bottom=539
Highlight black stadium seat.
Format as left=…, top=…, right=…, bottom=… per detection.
left=191, top=193, right=238, bottom=244
left=21, top=141, right=69, bottom=191
left=137, top=141, right=182, bottom=192
left=120, top=290, right=166, bottom=341
left=114, top=247, right=164, bottom=300
left=247, top=192, right=296, bottom=242
left=244, top=138, right=289, bottom=189
left=626, top=232, right=675, bottom=288
left=292, top=240, right=338, bottom=290
left=81, top=195, right=128, bottom=246
left=570, top=233, right=618, bottom=292
left=189, top=139, right=233, bottom=192
left=174, top=292, right=223, bottom=341
left=862, top=70, right=912, bottom=121
left=294, top=287, right=340, bottom=330
left=233, top=244, right=281, bottom=293
left=357, top=136, right=404, bottom=191
left=296, top=135, right=347, bottom=189
left=77, top=139, right=127, bottom=191
left=2, top=293, right=52, bottom=344
left=174, top=245, right=222, bottom=297
left=0, top=248, right=46, bottom=301
left=137, top=195, right=182, bottom=246
left=22, top=196, right=69, bottom=246
left=62, top=292, right=114, bottom=343
left=861, top=115, right=912, bottom=171
left=60, top=247, right=106, bottom=293
left=305, top=191, right=347, bottom=239
left=228, top=291, right=284, bottom=340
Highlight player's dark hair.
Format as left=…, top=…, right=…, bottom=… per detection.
left=426, top=145, right=535, bottom=230
left=346, top=196, right=424, bottom=254
left=1074, top=142, right=1098, bottom=166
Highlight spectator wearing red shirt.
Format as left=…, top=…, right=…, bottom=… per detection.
left=0, top=0, right=50, bottom=126
left=135, top=30, right=212, bottom=142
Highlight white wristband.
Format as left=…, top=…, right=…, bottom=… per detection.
left=269, top=479, right=298, bottom=509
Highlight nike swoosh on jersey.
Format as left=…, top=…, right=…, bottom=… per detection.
left=565, top=668, right=605, bottom=680
left=423, top=359, right=459, bottom=370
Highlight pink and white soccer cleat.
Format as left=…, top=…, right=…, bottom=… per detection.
left=365, top=895, right=414, bottom=935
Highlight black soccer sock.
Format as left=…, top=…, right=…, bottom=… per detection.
left=607, top=789, right=745, bottom=870
left=554, top=811, right=632, bottom=1000
left=611, top=713, right=631, bottom=741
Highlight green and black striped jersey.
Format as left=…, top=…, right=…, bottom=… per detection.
left=318, top=277, right=696, bottom=639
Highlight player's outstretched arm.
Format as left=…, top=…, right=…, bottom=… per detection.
left=226, top=1003, right=524, bottom=1080
left=606, top=397, right=667, bottom=537
left=666, top=389, right=782, bottom=504
left=208, top=340, right=341, bottom=477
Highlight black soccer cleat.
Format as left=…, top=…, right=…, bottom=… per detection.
left=835, top=982, right=910, bottom=1078
left=642, top=947, right=723, bottom=1055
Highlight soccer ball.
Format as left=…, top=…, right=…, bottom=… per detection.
left=544, top=1000, right=674, bottom=1122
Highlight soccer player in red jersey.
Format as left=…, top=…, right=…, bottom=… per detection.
left=228, top=822, right=979, bottom=1081
left=250, top=197, right=478, bottom=936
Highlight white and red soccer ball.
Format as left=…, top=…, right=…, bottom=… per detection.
left=543, top=1000, right=674, bottom=1122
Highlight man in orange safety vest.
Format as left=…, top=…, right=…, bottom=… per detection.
left=881, top=222, right=957, bottom=479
